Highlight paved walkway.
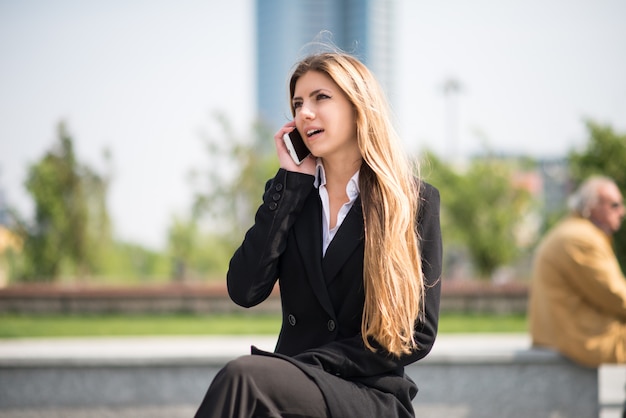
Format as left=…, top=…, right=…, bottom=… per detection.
left=0, top=334, right=624, bottom=417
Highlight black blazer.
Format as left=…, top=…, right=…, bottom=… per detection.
left=227, top=168, right=442, bottom=417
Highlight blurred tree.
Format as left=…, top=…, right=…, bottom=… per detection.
left=98, top=241, right=170, bottom=282
left=191, top=113, right=279, bottom=259
left=166, top=214, right=233, bottom=281
left=569, top=120, right=626, bottom=267
left=423, top=152, right=535, bottom=279
left=168, top=215, right=196, bottom=281
left=21, top=122, right=111, bottom=281
left=186, top=233, right=233, bottom=278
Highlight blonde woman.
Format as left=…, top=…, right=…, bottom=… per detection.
left=195, top=52, right=442, bottom=418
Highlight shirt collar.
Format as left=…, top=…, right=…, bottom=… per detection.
left=314, top=158, right=360, bottom=198
left=314, top=158, right=325, bottom=188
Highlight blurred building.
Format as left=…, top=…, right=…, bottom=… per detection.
left=537, top=158, right=572, bottom=217
left=256, top=0, right=396, bottom=130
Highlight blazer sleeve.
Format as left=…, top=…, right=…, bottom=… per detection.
left=293, top=183, right=443, bottom=378
left=227, top=168, right=316, bottom=307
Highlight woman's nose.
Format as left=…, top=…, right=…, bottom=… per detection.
left=299, top=104, right=315, bottom=119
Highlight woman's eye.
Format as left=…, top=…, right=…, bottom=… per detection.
left=293, top=101, right=302, bottom=109
left=316, top=93, right=330, bottom=101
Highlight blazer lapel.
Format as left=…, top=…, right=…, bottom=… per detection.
left=322, top=197, right=364, bottom=284
left=293, top=192, right=335, bottom=317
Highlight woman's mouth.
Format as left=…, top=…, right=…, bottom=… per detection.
left=306, top=129, right=324, bottom=138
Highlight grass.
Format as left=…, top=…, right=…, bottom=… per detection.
left=0, top=312, right=527, bottom=339
left=439, top=313, right=527, bottom=333
left=0, top=313, right=282, bottom=338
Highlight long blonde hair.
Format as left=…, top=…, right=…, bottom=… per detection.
left=289, top=53, right=424, bottom=356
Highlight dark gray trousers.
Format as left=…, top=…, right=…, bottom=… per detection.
left=194, top=355, right=330, bottom=418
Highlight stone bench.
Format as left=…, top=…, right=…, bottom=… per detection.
left=0, top=334, right=619, bottom=418
left=409, top=334, right=600, bottom=417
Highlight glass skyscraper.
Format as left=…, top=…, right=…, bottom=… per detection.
left=256, top=0, right=396, bottom=130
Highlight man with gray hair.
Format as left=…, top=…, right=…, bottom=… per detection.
left=530, top=176, right=626, bottom=417
left=529, top=175, right=626, bottom=366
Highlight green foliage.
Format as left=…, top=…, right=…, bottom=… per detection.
left=0, top=244, right=21, bottom=286
left=13, top=122, right=174, bottom=284
left=186, top=233, right=233, bottom=278
left=569, top=120, right=626, bottom=267
left=0, top=313, right=283, bottom=338
left=20, top=122, right=111, bottom=281
left=193, top=114, right=279, bottom=238
left=10, top=116, right=284, bottom=284
left=438, top=313, right=527, bottom=333
left=167, top=216, right=233, bottom=280
left=168, top=215, right=198, bottom=280
left=423, top=152, right=535, bottom=279
left=95, top=241, right=170, bottom=283
left=180, top=115, right=278, bottom=272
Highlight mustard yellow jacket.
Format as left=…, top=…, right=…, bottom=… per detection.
left=529, top=215, right=626, bottom=367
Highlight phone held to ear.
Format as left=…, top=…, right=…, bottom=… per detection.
left=282, top=129, right=311, bottom=165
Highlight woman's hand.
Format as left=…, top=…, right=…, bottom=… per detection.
left=274, top=122, right=316, bottom=175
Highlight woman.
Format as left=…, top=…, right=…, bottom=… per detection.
left=195, top=52, right=442, bottom=418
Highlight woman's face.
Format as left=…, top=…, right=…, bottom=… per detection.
left=292, top=70, right=358, bottom=161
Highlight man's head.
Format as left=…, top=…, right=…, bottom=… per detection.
left=568, top=176, right=625, bottom=235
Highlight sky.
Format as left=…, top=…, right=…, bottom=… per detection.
left=1, top=0, right=625, bottom=250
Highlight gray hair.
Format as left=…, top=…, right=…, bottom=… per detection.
left=567, top=175, right=616, bottom=218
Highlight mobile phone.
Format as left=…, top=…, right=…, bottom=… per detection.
left=282, top=128, right=310, bottom=165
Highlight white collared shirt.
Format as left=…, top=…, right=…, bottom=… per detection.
left=314, top=159, right=360, bottom=256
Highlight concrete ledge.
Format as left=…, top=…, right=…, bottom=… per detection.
left=401, top=335, right=601, bottom=417
left=0, top=335, right=619, bottom=418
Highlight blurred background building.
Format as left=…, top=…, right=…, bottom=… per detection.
left=256, top=0, right=396, bottom=130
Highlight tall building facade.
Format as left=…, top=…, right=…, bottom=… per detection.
left=256, top=0, right=396, bottom=130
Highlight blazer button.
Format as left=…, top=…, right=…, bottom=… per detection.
left=288, top=314, right=297, bottom=326
left=272, top=193, right=281, bottom=201
left=268, top=202, right=278, bottom=210
left=327, top=320, right=336, bottom=332
left=275, top=183, right=283, bottom=191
